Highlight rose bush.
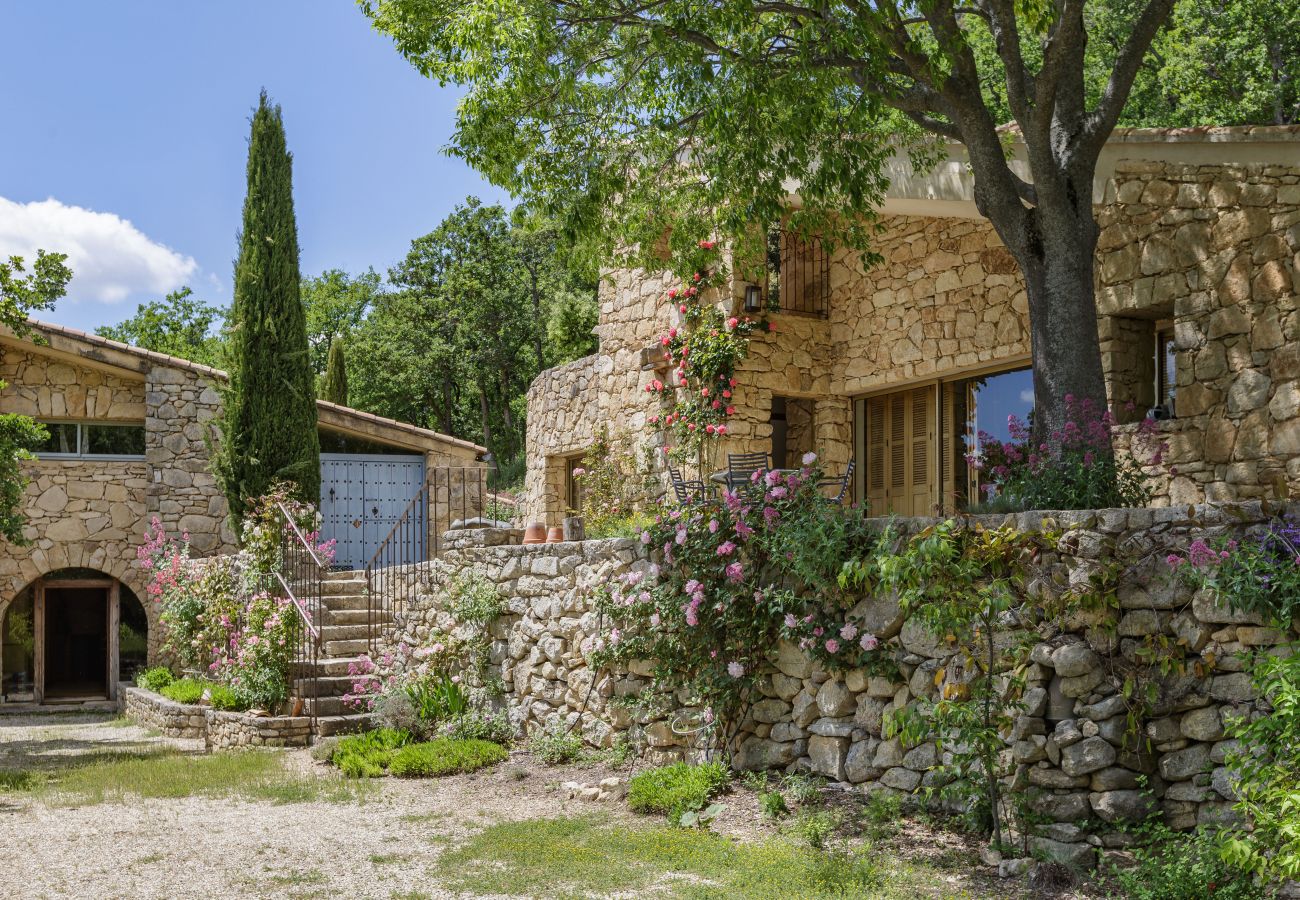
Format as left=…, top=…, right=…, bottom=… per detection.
left=591, top=456, right=884, bottom=744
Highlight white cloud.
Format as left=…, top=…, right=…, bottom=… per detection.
left=0, top=196, right=198, bottom=304
left=1019, top=389, right=1034, bottom=404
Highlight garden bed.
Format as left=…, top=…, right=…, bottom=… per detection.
left=121, top=685, right=311, bottom=750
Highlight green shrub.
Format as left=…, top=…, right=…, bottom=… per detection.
left=527, top=723, right=584, bottom=765
left=440, top=710, right=514, bottom=745
left=331, top=728, right=411, bottom=778
left=792, top=809, right=841, bottom=850
left=159, top=678, right=205, bottom=704
left=389, top=738, right=508, bottom=778
left=627, top=761, right=730, bottom=824
left=207, top=683, right=242, bottom=711
left=1107, top=826, right=1262, bottom=900
left=136, top=667, right=174, bottom=693
left=759, top=790, right=789, bottom=820
left=309, top=736, right=339, bottom=763
left=781, top=772, right=824, bottom=806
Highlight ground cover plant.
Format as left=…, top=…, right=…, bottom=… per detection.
left=627, top=760, right=730, bottom=825
left=431, top=814, right=887, bottom=899
left=1, top=749, right=372, bottom=807
left=388, top=737, right=507, bottom=778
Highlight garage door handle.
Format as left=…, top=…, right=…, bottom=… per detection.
left=328, top=488, right=335, bottom=501
left=372, top=506, right=379, bottom=516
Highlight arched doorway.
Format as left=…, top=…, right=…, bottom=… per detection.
left=1, top=568, right=145, bottom=705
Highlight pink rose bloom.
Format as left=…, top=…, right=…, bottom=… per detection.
left=727, top=661, right=745, bottom=678
left=825, top=639, right=839, bottom=654
left=860, top=634, right=879, bottom=651
left=840, top=623, right=858, bottom=640
left=716, top=541, right=736, bottom=556
left=801, top=451, right=817, bottom=465
left=725, top=562, right=744, bottom=581
left=650, top=612, right=660, bottom=626
left=708, top=519, right=719, bottom=533
left=784, top=613, right=797, bottom=628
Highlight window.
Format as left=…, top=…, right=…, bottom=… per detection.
left=32, top=422, right=145, bottom=459
left=763, top=223, right=830, bottom=317
left=855, top=365, right=1033, bottom=516
left=565, top=454, right=586, bottom=513
left=1155, top=324, right=1176, bottom=415
left=770, top=396, right=816, bottom=469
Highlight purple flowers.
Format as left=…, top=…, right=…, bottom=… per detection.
left=725, top=562, right=744, bottom=582
left=716, top=540, right=736, bottom=556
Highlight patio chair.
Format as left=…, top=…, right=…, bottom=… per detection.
left=823, top=458, right=856, bottom=505
left=669, top=467, right=713, bottom=505
left=725, top=452, right=772, bottom=494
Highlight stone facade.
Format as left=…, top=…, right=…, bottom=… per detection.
left=375, top=501, right=1298, bottom=868
left=1, top=321, right=485, bottom=685
left=524, top=127, right=1300, bottom=523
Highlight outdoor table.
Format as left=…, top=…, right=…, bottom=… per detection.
left=708, top=468, right=797, bottom=486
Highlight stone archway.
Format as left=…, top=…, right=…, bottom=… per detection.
left=0, top=567, right=152, bottom=706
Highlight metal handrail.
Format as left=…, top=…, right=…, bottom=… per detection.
left=272, top=570, right=321, bottom=641
left=365, top=487, right=427, bottom=570
left=277, top=502, right=329, bottom=571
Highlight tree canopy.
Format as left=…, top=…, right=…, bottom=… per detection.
left=95, top=287, right=227, bottom=367
left=359, top=0, right=1283, bottom=442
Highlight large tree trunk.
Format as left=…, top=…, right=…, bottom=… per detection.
left=1013, top=207, right=1108, bottom=446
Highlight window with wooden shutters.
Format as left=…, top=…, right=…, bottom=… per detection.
left=862, top=386, right=936, bottom=516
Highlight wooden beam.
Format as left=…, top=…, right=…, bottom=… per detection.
left=107, top=582, right=120, bottom=702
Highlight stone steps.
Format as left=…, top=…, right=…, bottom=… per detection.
left=302, top=573, right=386, bottom=738
left=320, top=623, right=371, bottom=642
left=315, top=713, right=374, bottom=737
left=323, top=638, right=371, bottom=657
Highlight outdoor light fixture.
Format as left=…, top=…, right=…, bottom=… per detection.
left=743, top=284, right=763, bottom=313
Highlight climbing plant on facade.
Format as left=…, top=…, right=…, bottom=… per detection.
left=643, top=240, right=767, bottom=467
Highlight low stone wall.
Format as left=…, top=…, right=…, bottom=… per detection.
left=204, top=710, right=312, bottom=751
left=374, top=502, right=1300, bottom=868
left=122, top=685, right=311, bottom=749
left=121, top=686, right=206, bottom=739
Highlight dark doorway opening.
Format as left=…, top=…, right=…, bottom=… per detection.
left=43, top=586, right=108, bottom=701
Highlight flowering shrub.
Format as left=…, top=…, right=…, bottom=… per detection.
left=1167, top=517, right=1300, bottom=623
left=135, top=487, right=335, bottom=712
left=970, top=395, right=1163, bottom=510
left=240, top=480, right=336, bottom=572
left=644, top=240, right=770, bottom=464
left=591, top=456, right=882, bottom=741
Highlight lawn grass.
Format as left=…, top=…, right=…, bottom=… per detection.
left=0, top=749, right=374, bottom=807
left=432, top=814, right=920, bottom=899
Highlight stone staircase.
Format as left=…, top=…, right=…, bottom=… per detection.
left=296, top=570, right=391, bottom=737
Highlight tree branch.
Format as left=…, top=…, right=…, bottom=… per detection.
left=1084, top=0, right=1178, bottom=153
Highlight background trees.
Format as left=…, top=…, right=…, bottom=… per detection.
left=211, top=92, right=320, bottom=524
left=95, top=287, right=227, bottom=367
left=0, top=250, right=71, bottom=544
left=359, top=0, right=1285, bottom=446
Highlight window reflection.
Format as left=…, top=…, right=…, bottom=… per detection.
left=942, top=367, right=1034, bottom=511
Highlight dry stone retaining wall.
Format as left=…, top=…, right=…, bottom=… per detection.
left=121, top=685, right=207, bottom=739
left=377, top=501, right=1299, bottom=868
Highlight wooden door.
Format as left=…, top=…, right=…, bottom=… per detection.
left=864, top=386, right=936, bottom=517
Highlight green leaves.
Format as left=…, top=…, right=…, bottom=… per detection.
left=0, top=250, right=70, bottom=337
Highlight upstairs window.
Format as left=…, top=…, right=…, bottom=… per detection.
left=764, top=223, right=830, bottom=318
left=33, top=422, right=145, bottom=459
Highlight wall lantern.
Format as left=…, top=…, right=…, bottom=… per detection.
left=743, top=284, right=763, bottom=313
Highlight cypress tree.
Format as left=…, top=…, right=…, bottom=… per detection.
left=213, top=91, right=320, bottom=530
left=321, top=338, right=349, bottom=406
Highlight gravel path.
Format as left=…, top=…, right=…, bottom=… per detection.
left=0, top=713, right=1100, bottom=899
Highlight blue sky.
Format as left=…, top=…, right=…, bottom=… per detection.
left=0, top=1, right=506, bottom=332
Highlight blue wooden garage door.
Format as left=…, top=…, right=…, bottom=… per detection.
left=320, top=453, right=426, bottom=570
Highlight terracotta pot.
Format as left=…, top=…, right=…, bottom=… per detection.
left=290, top=697, right=305, bottom=718
left=546, top=525, right=565, bottom=543
left=522, top=522, right=547, bottom=545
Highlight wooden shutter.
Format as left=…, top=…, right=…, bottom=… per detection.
left=862, top=386, right=937, bottom=516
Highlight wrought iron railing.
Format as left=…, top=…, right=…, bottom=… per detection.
left=273, top=502, right=324, bottom=730
left=365, top=466, right=500, bottom=654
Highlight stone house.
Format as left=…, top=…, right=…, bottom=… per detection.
left=0, top=320, right=484, bottom=706
left=524, top=125, right=1300, bottom=523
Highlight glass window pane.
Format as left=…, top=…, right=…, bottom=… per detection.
left=83, top=424, right=145, bottom=456
left=970, top=368, right=1035, bottom=449
left=33, top=423, right=80, bottom=455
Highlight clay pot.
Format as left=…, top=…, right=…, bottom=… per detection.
left=522, top=522, right=547, bottom=545
left=546, top=525, right=565, bottom=543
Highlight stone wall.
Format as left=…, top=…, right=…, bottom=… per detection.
left=204, top=709, right=312, bottom=751
left=1099, top=159, right=1300, bottom=504
left=122, top=685, right=207, bottom=739
left=0, top=348, right=146, bottom=420
left=144, top=366, right=233, bottom=554
left=376, top=502, right=1299, bottom=868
